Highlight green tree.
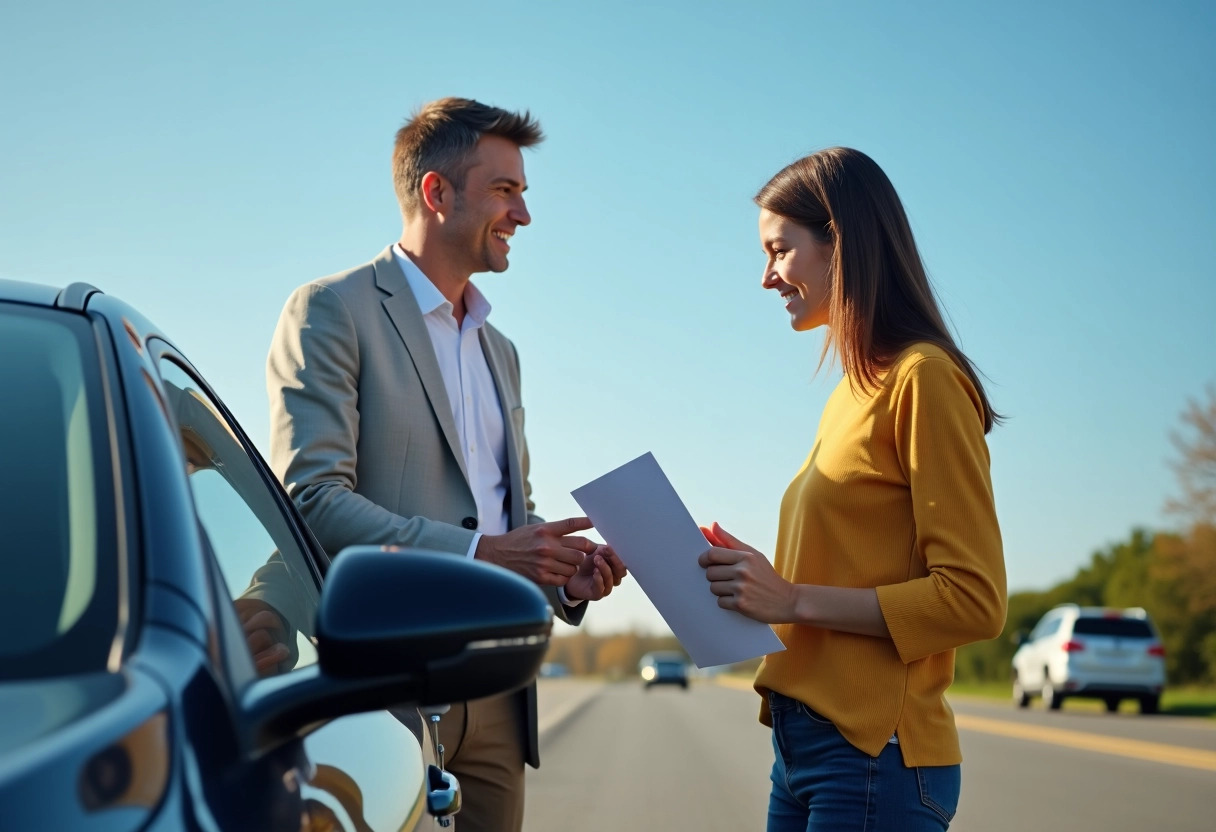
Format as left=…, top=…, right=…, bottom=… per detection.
left=1166, top=384, right=1216, bottom=527
left=1160, top=385, right=1216, bottom=682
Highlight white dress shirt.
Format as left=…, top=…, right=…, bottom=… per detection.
left=395, top=245, right=509, bottom=544
left=394, top=246, right=581, bottom=605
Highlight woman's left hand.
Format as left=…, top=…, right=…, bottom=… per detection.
left=698, top=522, right=796, bottom=624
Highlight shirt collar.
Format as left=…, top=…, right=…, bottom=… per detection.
left=394, top=244, right=492, bottom=328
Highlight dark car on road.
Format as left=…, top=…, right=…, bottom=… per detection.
left=639, top=651, right=690, bottom=691
left=0, top=279, right=553, bottom=831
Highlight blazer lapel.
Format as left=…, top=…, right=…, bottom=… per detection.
left=372, top=247, right=471, bottom=488
left=480, top=328, right=525, bottom=529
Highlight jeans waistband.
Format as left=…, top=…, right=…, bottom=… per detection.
left=769, top=691, right=832, bottom=722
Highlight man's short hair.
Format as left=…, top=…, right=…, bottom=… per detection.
left=392, top=97, right=544, bottom=217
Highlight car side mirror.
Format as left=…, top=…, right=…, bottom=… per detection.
left=317, top=546, right=553, bottom=702
left=245, top=547, right=552, bottom=749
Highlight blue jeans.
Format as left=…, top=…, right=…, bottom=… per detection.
left=767, top=692, right=960, bottom=832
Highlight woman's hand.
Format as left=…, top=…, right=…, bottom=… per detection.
left=698, top=522, right=796, bottom=624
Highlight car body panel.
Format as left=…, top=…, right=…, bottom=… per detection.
left=0, top=665, right=171, bottom=831
left=0, top=278, right=60, bottom=307
left=0, top=280, right=444, bottom=830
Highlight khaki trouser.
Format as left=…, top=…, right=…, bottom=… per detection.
left=438, top=693, right=526, bottom=832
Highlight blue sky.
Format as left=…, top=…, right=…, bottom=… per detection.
left=2, top=1, right=1213, bottom=635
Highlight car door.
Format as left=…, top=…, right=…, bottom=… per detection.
left=1034, top=615, right=1066, bottom=686
left=152, top=348, right=436, bottom=832
left=0, top=300, right=177, bottom=832
left=1018, top=614, right=1054, bottom=689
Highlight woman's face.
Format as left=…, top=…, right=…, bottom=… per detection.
left=758, top=208, right=834, bottom=331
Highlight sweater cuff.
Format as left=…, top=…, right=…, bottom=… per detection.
left=875, top=582, right=926, bottom=665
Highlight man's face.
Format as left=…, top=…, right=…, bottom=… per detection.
left=443, top=135, right=532, bottom=275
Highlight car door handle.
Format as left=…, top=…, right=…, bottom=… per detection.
left=427, top=764, right=461, bottom=821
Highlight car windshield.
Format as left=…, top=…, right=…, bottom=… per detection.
left=0, top=305, right=118, bottom=680
left=1072, top=618, right=1154, bottom=638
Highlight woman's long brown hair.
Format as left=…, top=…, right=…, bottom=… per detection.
left=755, top=147, right=1000, bottom=433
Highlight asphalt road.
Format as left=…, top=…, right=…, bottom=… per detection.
left=525, top=680, right=1216, bottom=831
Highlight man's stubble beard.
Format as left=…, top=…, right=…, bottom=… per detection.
left=449, top=195, right=507, bottom=276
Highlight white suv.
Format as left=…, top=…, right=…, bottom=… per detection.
left=1011, top=605, right=1166, bottom=714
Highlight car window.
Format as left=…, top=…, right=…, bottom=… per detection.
left=1029, top=616, right=1051, bottom=640
left=0, top=306, right=119, bottom=680
left=157, top=358, right=320, bottom=679
left=1072, top=618, right=1154, bottom=638
left=1033, top=617, right=1062, bottom=641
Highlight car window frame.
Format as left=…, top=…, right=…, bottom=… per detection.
left=147, top=340, right=328, bottom=586
left=145, top=340, right=329, bottom=689
left=92, top=313, right=142, bottom=668
left=0, top=302, right=136, bottom=681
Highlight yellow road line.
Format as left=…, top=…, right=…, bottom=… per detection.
left=716, top=679, right=1216, bottom=772
left=955, top=714, right=1216, bottom=773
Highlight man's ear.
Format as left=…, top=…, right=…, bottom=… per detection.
left=420, top=171, right=449, bottom=214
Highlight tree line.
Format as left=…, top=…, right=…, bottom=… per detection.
left=956, top=385, right=1216, bottom=685
left=543, top=630, right=686, bottom=679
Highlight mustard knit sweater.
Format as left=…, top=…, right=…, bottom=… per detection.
left=753, top=343, right=1007, bottom=767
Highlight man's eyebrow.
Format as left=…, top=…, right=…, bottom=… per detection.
left=491, top=176, right=527, bottom=191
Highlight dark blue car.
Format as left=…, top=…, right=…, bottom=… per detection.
left=0, top=279, right=553, bottom=831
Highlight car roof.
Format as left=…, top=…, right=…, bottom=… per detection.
left=1075, top=606, right=1149, bottom=619
left=1049, top=603, right=1150, bottom=620
left=0, top=278, right=176, bottom=350
left=0, top=278, right=63, bottom=307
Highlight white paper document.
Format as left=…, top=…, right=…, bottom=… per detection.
left=571, top=452, right=786, bottom=668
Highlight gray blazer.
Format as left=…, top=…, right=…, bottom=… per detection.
left=267, top=245, right=583, bottom=767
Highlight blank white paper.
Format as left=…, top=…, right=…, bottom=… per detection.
left=571, top=452, right=786, bottom=669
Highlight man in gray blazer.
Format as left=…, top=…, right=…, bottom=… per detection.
left=267, top=98, right=624, bottom=832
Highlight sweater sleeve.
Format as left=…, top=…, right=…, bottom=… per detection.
left=875, top=357, right=1007, bottom=664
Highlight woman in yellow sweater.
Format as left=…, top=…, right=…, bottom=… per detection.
left=699, top=147, right=1007, bottom=831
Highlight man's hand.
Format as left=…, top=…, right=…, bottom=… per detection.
left=697, top=522, right=796, bottom=624
left=233, top=598, right=292, bottom=676
left=476, top=517, right=598, bottom=586
left=565, top=544, right=628, bottom=601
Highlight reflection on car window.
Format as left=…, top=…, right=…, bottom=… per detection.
left=157, top=358, right=319, bottom=679
left=0, top=306, right=118, bottom=680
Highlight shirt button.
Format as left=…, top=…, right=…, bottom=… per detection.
left=461, top=516, right=478, bottom=530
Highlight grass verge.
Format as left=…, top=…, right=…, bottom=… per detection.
left=948, top=681, right=1216, bottom=719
